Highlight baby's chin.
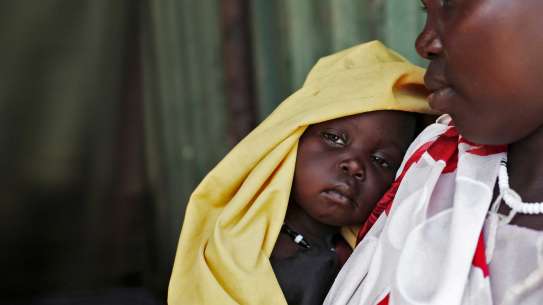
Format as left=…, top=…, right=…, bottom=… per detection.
left=319, top=210, right=370, bottom=228
left=319, top=218, right=360, bottom=228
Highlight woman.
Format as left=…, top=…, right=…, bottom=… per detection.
left=325, top=1, right=543, bottom=304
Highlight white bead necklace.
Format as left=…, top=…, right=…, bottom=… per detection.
left=498, top=159, right=543, bottom=215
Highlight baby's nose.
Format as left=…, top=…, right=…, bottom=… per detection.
left=340, top=160, right=365, bottom=181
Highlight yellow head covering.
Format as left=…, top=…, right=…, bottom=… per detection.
left=168, top=41, right=434, bottom=305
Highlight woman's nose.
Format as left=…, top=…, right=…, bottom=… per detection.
left=340, top=159, right=365, bottom=181
left=415, top=25, right=443, bottom=60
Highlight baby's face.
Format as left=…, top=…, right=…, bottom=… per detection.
left=292, top=111, right=415, bottom=226
left=417, top=0, right=543, bottom=145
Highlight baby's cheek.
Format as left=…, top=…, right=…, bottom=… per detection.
left=370, top=170, right=393, bottom=191
left=363, top=178, right=389, bottom=206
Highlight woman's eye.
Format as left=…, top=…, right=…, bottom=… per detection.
left=420, top=0, right=428, bottom=11
left=441, top=0, right=453, bottom=8
left=321, top=132, right=346, bottom=146
left=371, top=155, right=392, bottom=170
left=420, top=0, right=452, bottom=11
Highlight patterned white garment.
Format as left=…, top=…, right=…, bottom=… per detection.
left=324, top=115, right=509, bottom=305
left=484, top=212, right=543, bottom=305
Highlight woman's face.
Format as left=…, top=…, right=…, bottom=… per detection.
left=416, top=0, right=543, bottom=145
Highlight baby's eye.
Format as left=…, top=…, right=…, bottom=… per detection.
left=371, top=155, right=392, bottom=170
left=321, top=131, right=346, bottom=146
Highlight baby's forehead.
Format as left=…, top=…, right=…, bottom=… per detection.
left=312, top=111, right=415, bottom=130
left=308, top=110, right=417, bottom=143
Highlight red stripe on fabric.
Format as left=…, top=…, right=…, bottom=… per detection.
left=442, top=127, right=459, bottom=138
left=383, top=181, right=398, bottom=216
left=467, top=145, right=507, bottom=156
left=376, top=294, right=390, bottom=305
left=426, top=130, right=459, bottom=173
left=357, top=127, right=461, bottom=244
left=472, top=232, right=490, bottom=278
left=458, top=137, right=479, bottom=147
left=459, top=137, right=507, bottom=156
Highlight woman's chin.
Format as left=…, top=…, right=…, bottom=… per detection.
left=457, top=125, right=510, bottom=146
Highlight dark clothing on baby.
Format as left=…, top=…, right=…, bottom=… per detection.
left=270, top=233, right=343, bottom=305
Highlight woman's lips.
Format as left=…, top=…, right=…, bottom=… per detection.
left=321, top=190, right=357, bottom=208
left=428, top=86, right=455, bottom=111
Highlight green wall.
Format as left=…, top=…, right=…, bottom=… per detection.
left=1, top=0, right=427, bottom=300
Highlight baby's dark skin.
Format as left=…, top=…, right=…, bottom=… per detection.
left=271, top=110, right=417, bottom=263
left=418, top=0, right=543, bottom=230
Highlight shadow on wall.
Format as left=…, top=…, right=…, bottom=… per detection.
left=0, top=1, right=163, bottom=303
left=5, top=289, right=161, bottom=305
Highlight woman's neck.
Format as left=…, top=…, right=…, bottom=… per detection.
left=508, top=125, right=543, bottom=197
left=505, top=124, right=543, bottom=230
left=284, top=202, right=339, bottom=241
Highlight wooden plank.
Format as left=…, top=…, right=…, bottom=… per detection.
left=220, top=0, right=257, bottom=145
left=142, top=0, right=193, bottom=291
left=144, top=1, right=232, bottom=291
left=180, top=0, right=209, bottom=182
left=282, top=0, right=331, bottom=90
left=250, top=0, right=291, bottom=119
left=367, top=0, right=386, bottom=41
left=199, top=0, right=228, bottom=161
left=329, top=0, right=370, bottom=51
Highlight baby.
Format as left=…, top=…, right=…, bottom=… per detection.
left=168, top=41, right=433, bottom=305
left=271, top=110, right=419, bottom=305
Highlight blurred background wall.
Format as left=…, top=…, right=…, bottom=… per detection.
left=0, top=0, right=425, bottom=303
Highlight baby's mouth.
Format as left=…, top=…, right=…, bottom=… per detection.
left=321, top=189, right=358, bottom=208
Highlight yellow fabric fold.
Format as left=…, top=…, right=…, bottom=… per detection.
left=168, top=41, right=436, bottom=305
